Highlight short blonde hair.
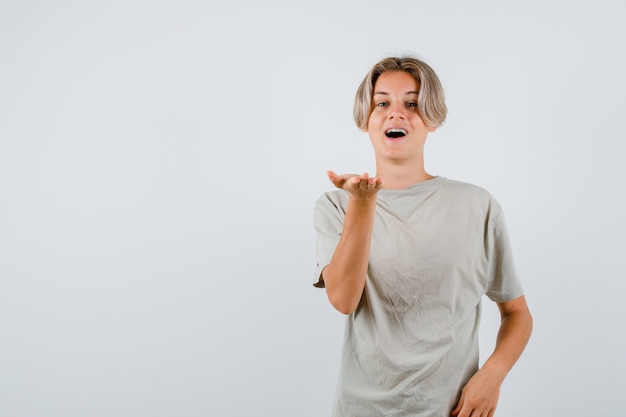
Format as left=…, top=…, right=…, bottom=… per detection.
left=353, top=56, right=447, bottom=129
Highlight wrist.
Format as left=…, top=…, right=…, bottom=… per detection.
left=479, top=359, right=509, bottom=384
left=348, top=193, right=378, bottom=205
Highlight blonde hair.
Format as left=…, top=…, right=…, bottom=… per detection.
left=353, top=56, right=447, bottom=129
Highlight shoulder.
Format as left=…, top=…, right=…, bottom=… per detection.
left=438, top=177, right=504, bottom=216
left=314, top=190, right=350, bottom=229
left=315, top=189, right=349, bottom=210
left=439, top=177, right=494, bottom=201
left=314, top=190, right=350, bottom=224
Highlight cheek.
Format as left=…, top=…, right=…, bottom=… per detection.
left=410, top=113, right=428, bottom=127
left=367, top=111, right=383, bottom=126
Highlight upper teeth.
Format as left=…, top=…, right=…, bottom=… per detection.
left=386, top=128, right=407, bottom=137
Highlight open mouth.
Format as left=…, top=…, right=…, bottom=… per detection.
left=385, top=128, right=407, bottom=139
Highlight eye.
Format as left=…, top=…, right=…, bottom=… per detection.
left=406, top=102, right=417, bottom=108
left=375, top=101, right=388, bottom=108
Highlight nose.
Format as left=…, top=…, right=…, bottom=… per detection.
left=387, top=103, right=406, bottom=120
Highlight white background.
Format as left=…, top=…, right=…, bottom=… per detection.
left=1, top=1, right=625, bottom=416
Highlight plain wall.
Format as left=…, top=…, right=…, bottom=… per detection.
left=1, top=1, right=625, bottom=416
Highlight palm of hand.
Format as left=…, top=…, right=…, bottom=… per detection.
left=327, top=171, right=384, bottom=199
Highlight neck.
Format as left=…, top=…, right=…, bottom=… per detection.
left=375, top=159, right=434, bottom=190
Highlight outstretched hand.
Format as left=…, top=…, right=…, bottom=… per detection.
left=327, top=170, right=384, bottom=200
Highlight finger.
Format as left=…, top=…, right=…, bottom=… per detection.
left=458, top=407, right=472, bottom=417
left=451, top=399, right=471, bottom=417
left=327, top=170, right=350, bottom=190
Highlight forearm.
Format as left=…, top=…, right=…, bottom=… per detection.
left=323, top=196, right=377, bottom=314
left=452, top=297, right=532, bottom=416
left=482, top=297, right=533, bottom=382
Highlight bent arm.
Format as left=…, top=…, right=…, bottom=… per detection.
left=323, top=196, right=377, bottom=314
left=452, top=295, right=533, bottom=416
left=321, top=171, right=382, bottom=314
left=484, top=295, right=533, bottom=379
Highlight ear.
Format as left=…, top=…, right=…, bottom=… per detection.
left=427, top=125, right=437, bottom=133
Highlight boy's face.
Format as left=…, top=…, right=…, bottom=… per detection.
left=365, top=71, right=436, bottom=162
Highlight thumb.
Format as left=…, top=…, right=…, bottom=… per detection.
left=327, top=170, right=343, bottom=188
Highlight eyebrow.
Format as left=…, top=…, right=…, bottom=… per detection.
left=373, top=91, right=419, bottom=96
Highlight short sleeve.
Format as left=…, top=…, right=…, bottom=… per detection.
left=484, top=198, right=524, bottom=302
left=312, top=192, right=347, bottom=288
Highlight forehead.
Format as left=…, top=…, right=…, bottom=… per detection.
left=374, top=71, right=419, bottom=93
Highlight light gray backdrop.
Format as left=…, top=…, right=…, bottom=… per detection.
left=1, top=1, right=624, bottom=416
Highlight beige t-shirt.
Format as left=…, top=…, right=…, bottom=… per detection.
left=313, top=176, right=523, bottom=417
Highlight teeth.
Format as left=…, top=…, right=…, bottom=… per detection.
left=385, top=128, right=407, bottom=138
